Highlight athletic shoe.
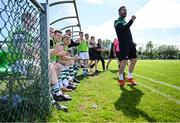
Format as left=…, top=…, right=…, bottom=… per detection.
left=53, top=94, right=72, bottom=101
left=127, top=78, right=137, bottom=85
left=94, top=70, right=100, bottom=75
left=82, top=71, right=88, bottom=77
left=52, top=102, right=68, bottom=112
left=118, top=80, right=125, bottom=86
left=90, top=63, right=95, bottom=68
left=95, top=70, right=101, bottom=73
left=73, top=78, right=80, bottom=83
left=67, top=85, right=76, bottom=90
left=61, top=87, right=72, bottom=92
left=69, top=82, right=77, bottom=87
left=81, top=64, right=85, bottom=68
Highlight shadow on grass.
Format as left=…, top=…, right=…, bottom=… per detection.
left=114, top=86, right=156, bottom=122
left=76, top=71, right=103, bottom=80
left=108, top=69, right=118, bottom=74
left=76, top=75, right=85, bottom=81
left=76, top=73, right=97, bottom=81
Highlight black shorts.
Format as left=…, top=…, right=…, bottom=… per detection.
left=89, top=48, right=98, bottom=60
left=118, top=44, right=137, bottom=61
left=109, top=51, right=115, bottom=59
left=109, top=51, right=120, bottom=59
left=116, top=51, right=120, bottom=58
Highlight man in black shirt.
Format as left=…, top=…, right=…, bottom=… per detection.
left=66, top=29, right=80, bottom=48
left=96, top=39, right=105, bottom=71
left=114, top=6, right=137, bottom=86
left=49, top=27, right=54, bottom=49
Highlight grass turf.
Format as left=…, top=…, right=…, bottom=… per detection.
left=48, top=60, right=180, bottom=122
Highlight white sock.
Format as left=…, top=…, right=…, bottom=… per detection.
left=56, top=91, right=62, bottom=96
left=58, top=80, right=64, bottom=89
left=51, top=83, right=62, bottom=96
left=69, top=76, right=73, bottom=81
left=128, top=72, right=132, bottom=79
left=62, top=79, right=69, bottom=87
left=119, top=74, right=124, bottom=80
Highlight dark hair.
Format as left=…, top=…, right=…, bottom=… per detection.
left=62, top=34, right=70, bottom=41
left=54, top=30, right=62, bottom=34
left=91, top=36, right=94, bottom=39
left=50, top=27, right=54, bottom=30
left=66, top=29, right=71, bottom=33
left=118, top=6, right=125, bottom=12
left=79, top=31, right=83, bottom=34
left=98, top=39, right=101, bottom=42
left=85, top=33, right=89, bottom=37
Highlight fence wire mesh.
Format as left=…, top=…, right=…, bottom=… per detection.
left=0, top=0, right=50, bottom=121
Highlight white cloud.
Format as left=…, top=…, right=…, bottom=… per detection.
left=79, top=0, right=180, bottom=45
left=84, top=0, right=119, bottom=5
left=49, top=4, right=79, bottom=30
left=85, top=0, right=104, bottom=5
left=83, top=17, right=116, bottom=41
left=133, top=0, right=180, bottom=30
left=134, top=34, right=180, bottom=45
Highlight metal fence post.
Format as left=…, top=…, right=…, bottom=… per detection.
left=39, top=2, right=50, bottom=112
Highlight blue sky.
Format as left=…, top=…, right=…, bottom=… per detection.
left=1, top=0, right=180, bottom=47
left=77, top=0, right=148, bottom=26
left=77, top=0, right=180, bottom=46
left=47, top=0, right=180, bottom=46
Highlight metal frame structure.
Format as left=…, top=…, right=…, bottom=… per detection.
left=49, top=0, right=81, bottom=40
left=30, top=0, right=46, bottom=13
left=72, top=31, right=81, bottom=33
left=60, top=24, right=80, bottom=31
left=50, top=16, right=77, bottom=25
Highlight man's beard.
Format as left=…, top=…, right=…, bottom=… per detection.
left=121, top=13, right=127, bottom=18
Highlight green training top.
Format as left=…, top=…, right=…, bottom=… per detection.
left=78, top=40, right=89, bottom=52
left=0, top=27, right=34, bottom=72
left=64, top=45, right=69, bottom=52
left=50, top=39, right=63, bottom=62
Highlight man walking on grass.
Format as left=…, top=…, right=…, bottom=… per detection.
left=114, top=6, right=137, bottom=86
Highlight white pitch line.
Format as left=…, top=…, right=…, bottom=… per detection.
left=134, top=73, right=180, bottom=91
left=138, top=83, right=180, bottom=105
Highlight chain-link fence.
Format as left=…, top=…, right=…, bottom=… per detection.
left=0, top=0, right=50, bottom=121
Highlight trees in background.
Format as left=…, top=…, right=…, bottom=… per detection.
left=145, top=41, right=154, bottom=59
left=101, top=39, right=111, bottom=59
left=98, top=40, right=179, bottom=60
left=138, top=41, right=180, bottom=59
